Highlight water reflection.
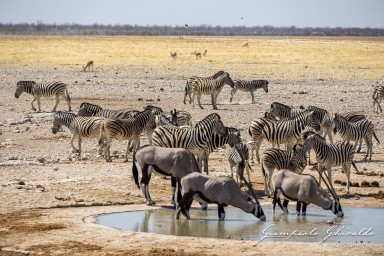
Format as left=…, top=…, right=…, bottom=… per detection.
left=97, top=205, right=384, bottom=243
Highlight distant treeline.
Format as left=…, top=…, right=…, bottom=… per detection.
left=0, top=22, right=383, bottom=36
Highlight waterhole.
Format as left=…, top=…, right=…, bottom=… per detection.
left=97, top=205, right=383, bottom=244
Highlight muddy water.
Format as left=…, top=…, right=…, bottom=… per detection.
left=97, top=205, right=383, bottom=244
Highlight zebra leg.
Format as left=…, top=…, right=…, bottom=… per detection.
left=64, top=89, right=71, bottom=111
left=31, top=98, right=37, bottom=112
left=78, top=137, right=82, bottom=156
left=52, top=94, right=60, bottom=112
left=103, top=140, right=112, bottom=162
left=70, top=134, right=80, bottom=153
left=363, top=135, right=372, bottom=162
left=229, top=88, right=237, bottom=103
left=196, top=93, right=204, bottom=109
left=251, top=91, right=255, bottom=104
left=343, top=163, right=351, bottom=194
left=318, top=164, right=323, bottom=185
left=267, top=170, right=273, bottom=198
left=255, top=138, right=263, bottom=163
left=357, top=139, right=363, bottom=153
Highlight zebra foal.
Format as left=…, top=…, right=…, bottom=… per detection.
left=228, top=143, right=252, bottom=187
left=229, top=79, right=269, bottom=104
left=15, top=81, right=71, bottom=112
left=51, top=112, right=104, bottom=155
left=373, top=85, right=384, bottom=114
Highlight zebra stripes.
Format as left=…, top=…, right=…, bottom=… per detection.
left=164, top=110, right=193, bottom=126
left=99, top=109, right=156, bottom=162
left=77, top=102, right=138, bottom=119
left=333, top=113, right=379, bottom=162
left=303, top=130, right=357, bottom=194
left=268, top=102, right=304, bottom=120
left=260, top=144, right=307, bottom=197
left=373, top=85, right=384, bottom=113
left=229, top=79, right=269, bottom=104
left=191, top=71, right=234, bottom=109
left=15, top=81, right=71, bottom=112
left=248, top=109, right=320, bottom=162
left=184, top=70, right=225, bottom=104
left=51, top=111, right=104, bottom=155
left=228, top=143, right=251, bottom=186
left=307, top=105, right=334, bottom=143
left=152, top=113, right=227, bottom=171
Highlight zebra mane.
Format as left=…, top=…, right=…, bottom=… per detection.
left=17, top=81, right=36, bottom=87
left=211, top=70, right=225, bottom=79
left=271, top=102, right=292, bottom=109
left=54, top=111, right=76, bottom=118
left=302, top=130, right=326, bottom=142
left=194, top=113, right=221, bottom=128
left=79, top=102, right=101, bottom=109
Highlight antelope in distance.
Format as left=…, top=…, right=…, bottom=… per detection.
left=272, top=169, right=344, bottom=217
left=170, top=52, right=177, bottom=59
left=243, top=43, right=249, bottom=47
left=192, top=51, right=202, bottom=59
left=83, top=60, right=94, bottom=72
left=203, top=49, right=207, bottom=56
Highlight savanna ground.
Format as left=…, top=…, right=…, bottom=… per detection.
left=0, top=35, right=384, bottom=255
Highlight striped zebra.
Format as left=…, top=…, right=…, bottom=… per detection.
left=303, top=130, right=358, bottom=194
left=333, top=113, right=379, bottom=162
left=373, top=85, right=384, bottom=113
left=307, top=105, right=334, bottom=143
left=15, top=81, right=71, bottom=112
left=99, top=109, right=156, bottom=162
left=339, top=112, right=367, bottom=152
left=228, top=142, right=252, bottom=186
left=51, top=112, right=104, bottom=155
left=184, top=70, right=225, bottom=104
left=229, top=79, right=269, bottom=104
left=152, top=113, right=227, bottom=171
left=260, top=144, right=307, bottom=197
left=191, top=71, right=234, bottom=109
left=248, top=109, right=320, bottom=163
left=164, top=109, right=193, bottom=126
left=77, top=102, right=138, bottom=119
left=268, top=102, right=304, bottom=120
left=202, top=127, right=242, bottom=174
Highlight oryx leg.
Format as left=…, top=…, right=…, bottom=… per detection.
left=282, top=199, right=289, bottom=214
left=171, top=177, right=177, bottom=208
left=176, top=190, right=194, bottom=220
left=141, top=164, right=155, bottom=205
left=218, top=204, right=226, bottom=220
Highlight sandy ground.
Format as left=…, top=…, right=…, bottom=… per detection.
left=1, top=44, right=384, bottom=255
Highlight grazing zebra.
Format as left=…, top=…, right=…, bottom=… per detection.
left=268, top=102, right=304, bottom=120
left=228, top=143, right=252, bottom=187
left=51, top=112, right=104, bottom=155
left=260, top=144, right=307, bottom=197
left=15, top=81, right=71, bottom=112
left=373, top=85, right=384, bottom=113
left=333, top=113, right=379, bottom=162
left=191, top=71, right=234, bottom=109
left=202, top=127, right=242, bottom=174
left=303, top=130, right=358, bottom=194
left=98, top=109, right=156, bottom=162
left=77, top=102, right=138, bottom=119
left=184, top=70, right=225, bottom=104
left=229, top=79, right=269, bottom=104
left=152, top=113, right=227, bottom=171
left=248, top=109, right=319, bottom=163
left=306, top=106, right=334, bottom=143
left=83, top=60, right=94, bottom=72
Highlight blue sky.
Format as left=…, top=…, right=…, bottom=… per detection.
left=0, top=0, right=383, bottom=28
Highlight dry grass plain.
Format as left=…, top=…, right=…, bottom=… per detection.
left=1, top=35, right=384, bottom=255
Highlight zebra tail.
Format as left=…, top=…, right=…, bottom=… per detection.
left=373, top=131, right=380, bottom=144
left=132, top=152, right=140, bottom=189
left=352, top=161, right=358, bottom=172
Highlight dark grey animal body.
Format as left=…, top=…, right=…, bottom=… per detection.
left=15, top=81, right=71, bottom=112
left=229, top=79, right=269, bottom=104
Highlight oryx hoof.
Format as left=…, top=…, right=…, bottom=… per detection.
left=171, top=200, right=176, bottom=209
left=302, top=212, right=306, bottom=216
left=200, top=203, right=208, bottom=210
left=147, top=201, right=156, bottom=206
left=296, top=211, right=300, bottom=216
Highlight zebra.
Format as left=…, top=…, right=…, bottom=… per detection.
left=83, top=60, right=94, bottom=72
left=51, top=112, right=104, bottom=155
left=152, top=113, right=227, bottom=172
left=201, top=127, right=242, bottom=174
left=184, top=70, right=225, bottom=104
left=268, top=102, right=304, bottom=120
left=191, top=71, right=234, bottom=109
left=260, top=144, right=307, bottom=197
left=98, top=109, right=156, bottom=162
left=248, top=109, right=320, bottom=163
left=373, top=85, right=384, bottom=113
left=339, top=112, right=367, bottom=152
left=306, top=105, right=334, bottom=143
left=229, top=79, right=269, bottom=104
left=302, top=130, right=358, bottom=194
left=333, top=113, right=379, bottom=162
left=164, top=109, right=193, bottom=126
left=77, top=102, right=138, bottom=119
left=15, top=81, right=71, bottom=112
left=228, top=142, right=252, bottom=187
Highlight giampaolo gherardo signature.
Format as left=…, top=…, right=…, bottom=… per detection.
left=253, top=224, right=374, bottom=244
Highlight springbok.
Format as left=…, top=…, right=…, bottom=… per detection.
left=132, top=145, right=200, bottom=208
left=271, top=169, right=344, bottom=217
left=170, top=52, right=177, bottom=59
left=83, top=60, right=94, bottom=72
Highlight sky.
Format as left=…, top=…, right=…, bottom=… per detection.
left=0, top=0, right=383, bottom=28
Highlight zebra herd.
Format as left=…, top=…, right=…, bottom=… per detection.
left=13, top=77, right=383, bottom=217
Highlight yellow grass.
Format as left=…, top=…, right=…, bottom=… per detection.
left=0, top=35, right=383, bottom=80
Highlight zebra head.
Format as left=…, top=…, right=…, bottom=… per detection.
left=144, top=105, right=163, bottom=115
left=261, top=80, right=269, bottom=93
left=220, top=72, right=235, bottom=88
left=77, top=102, right=102, bottom=116
left=332, top=113, right=344, bottom=134
left=288, top=144, right=307, bottom=173
left=15, top=81, right=35, bottom=98
left=226, top=127, right=241, bottom=147
left=303, top=109, right=321, bottom=131
left=212, top=114, right=227, bottom=137
left=51, top=111, right=76, bottom=134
